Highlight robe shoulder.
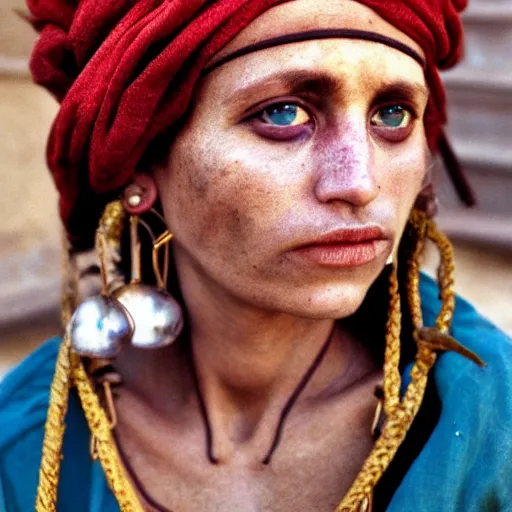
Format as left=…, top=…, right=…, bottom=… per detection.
left=0, top=338, right=118, bottom=512
left=389, top=275, right=512, bottom=511
left=0, top=337, right=61, bottom=511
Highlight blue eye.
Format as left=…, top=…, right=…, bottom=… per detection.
left=371, top=105, right=412, bottom=129
left=261, top=104, right=310, bottom=127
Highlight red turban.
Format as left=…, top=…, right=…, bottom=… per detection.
left=27, top=0, right=470, bottom=247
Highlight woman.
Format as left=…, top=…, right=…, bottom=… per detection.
left=1, top=0, right=511, bottom=510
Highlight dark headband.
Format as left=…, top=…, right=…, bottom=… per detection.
left=203, top=29, right=426, bottom=76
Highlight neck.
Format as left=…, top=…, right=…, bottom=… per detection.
left=114, top=260, right=379, bottom=466
left=171, top=261, right=376, bottom=464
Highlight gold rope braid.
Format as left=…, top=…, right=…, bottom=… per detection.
left=336, top=211, right=457, bottom=511
left=72, top=362, right=144, bottom=512
left=401, top=210, right=440, bottom=425
left=408, top=210, right=455, bottom=334
left=382, top=265, right=402, bottom=417
left=36, top=233, right=79, bottom=512
left=428, top=225, right=455, bottom=333
left=407, top=210, right=428, bottom=332
left=35, top=337, right=74, bottom=512
left=336, top=264, right=412, bottom=511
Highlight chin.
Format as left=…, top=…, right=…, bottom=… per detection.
left=277, top=281, right=371, bottom=320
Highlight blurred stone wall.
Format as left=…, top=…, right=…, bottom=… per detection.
left=0, top=0, right=511, bottom=376
left=0, top=1, right=62, bottom=376
left=437, top=0, right=512, bottom=244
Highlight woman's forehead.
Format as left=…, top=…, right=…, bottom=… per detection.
left=206, top=40, right=427, bottom=107
left=209, top=0, right=426, bottom=69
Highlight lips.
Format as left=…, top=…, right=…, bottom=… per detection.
left=291, top=227, right=390, bottom=268
left=297, top=227, right=387, bottom=248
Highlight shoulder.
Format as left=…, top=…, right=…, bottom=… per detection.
left=398, top=275, right=512, bottom=510
left=0, top=337, right=62, bottom=448
left=419, top=272, right=512, bottom=388
left=0, top=337, right=61, bottom=511
left=420, top=273, right=512, bottom=439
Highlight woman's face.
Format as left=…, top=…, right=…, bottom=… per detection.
left=154, top=0, right=429, bottom=319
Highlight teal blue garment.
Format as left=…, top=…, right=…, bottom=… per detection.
left=1, top=274, right=511, bottom=511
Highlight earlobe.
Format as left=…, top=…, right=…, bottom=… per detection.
left=123, top=174, right=158, bottom=214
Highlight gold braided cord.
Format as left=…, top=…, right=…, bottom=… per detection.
left=36, top=338, right=73, bottom=512
left=336, top=210, right=458, bottom=511
left=409, top=210, right=455, bottom=334
left=407, top=210, right=428, bottom=332
left=343, top=331, right=438, bottom=511
left=382, top=265, right=401, bottom=417
left=336, top=263, right=410, bottom=511
left=72, top=362, right=144, bottom=512
left=398, top=212, right=456, bottom=445
left=403, top=213, right=439, bottom=405
left=36, top=234, right=78, bottom=512
left=428, top=225, right=455, bottom=333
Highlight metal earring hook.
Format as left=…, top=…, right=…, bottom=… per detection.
left=129, top=215, right=142, bottom=284
left=153, top=231, right=173, bottom=289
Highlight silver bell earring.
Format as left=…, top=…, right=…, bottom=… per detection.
left=67, top=201, right=134, bottom=358
left=67, top=193, right=184, bottom=357
left=113, top=208, right=184, bottom=349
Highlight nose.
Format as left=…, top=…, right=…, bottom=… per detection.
left=313, top=118, right=380, bottom=207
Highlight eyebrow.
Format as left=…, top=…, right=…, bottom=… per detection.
left=372, top=80, right=430, bottom=103
left=225, top=69, right=429, bottom=110
left=225, top=70, right=341, bottom=109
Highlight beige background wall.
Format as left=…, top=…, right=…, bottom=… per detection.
left=0, top=0, right=511, bottom=376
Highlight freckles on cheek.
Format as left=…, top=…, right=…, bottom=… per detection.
left=163, top=148, right=217, bottom=246
left=171, top=156, right=261, bottom=252
left=179, top=147, right=216, bottom=201
left=198, top=200, right=246, bottom=251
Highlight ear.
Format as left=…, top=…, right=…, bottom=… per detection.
left=414, top=183, right=438, bottom=218
left=123, top=174, right=158, bottom=215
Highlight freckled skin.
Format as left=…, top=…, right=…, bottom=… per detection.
left=156, top=42, right=427, bottom=319
left=115, top=1, right=431, bottom=510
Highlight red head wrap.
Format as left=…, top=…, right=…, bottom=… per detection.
left=27, top=0, right=470, bottom=247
